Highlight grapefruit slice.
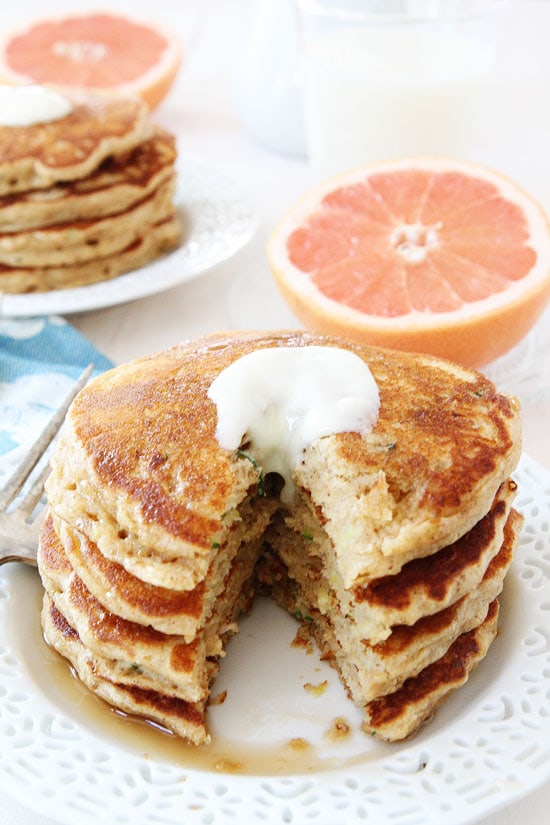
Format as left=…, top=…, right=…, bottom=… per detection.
left=0, top=12, right=181, bottom=110
left=268, top=158, right=550, bottom=367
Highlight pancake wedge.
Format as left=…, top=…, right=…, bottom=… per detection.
left=260, top=506, right=521, bottom=714
left=363, top=598, right=501, bottom=741
left=267, top=478, right=516, bottom=646
left=39, top=512, right=259, bottom=707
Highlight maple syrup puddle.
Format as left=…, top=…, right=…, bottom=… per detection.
left=31, top=589, right=375, bottom=777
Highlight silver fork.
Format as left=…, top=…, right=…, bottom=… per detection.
left=0, top=364, right=93, bottom=567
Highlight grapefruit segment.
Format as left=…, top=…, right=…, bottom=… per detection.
left=313, top=255, right=410, bottom=317
left=268, top=157, right=550, bottom=367
left=429, top=250, right=510, bottom=303
left=322, top=183, right=395, bottom=225
left=419, top=172, right=498, bottom=225
left=368, top=169, right=433, bottom=224
left=288, top=212, right=389, bottom=273
left=404, top=260, right=462, bottom=313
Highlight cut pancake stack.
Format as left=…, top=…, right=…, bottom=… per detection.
left=38, top=331, right=522, bottom=745
left=0, top=95, right=183, bottom=293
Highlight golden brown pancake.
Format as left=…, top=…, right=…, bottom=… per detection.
left=39, top=523, right=212, bottom=704
left=41, top=596, right=209, bottom=745
left=52, top=512, right=208, bottom=637
left=363, top=598, right=500, bottom=741
left=39, top=512, right=259, bottom=705
left=0, top=97, right=153, bottom=196
left=0, top=212, right=183, bottom=293
left=46, top=331, right=521, bottom=586
left=0, top=99, right=182, bottom=293
left=50, top=488, right=277, bottom=639
left=0, top=127, right=177, bottom=232
left=0, top=177, right=176, bottom=267
left=39, top=330, right=522, bottom=743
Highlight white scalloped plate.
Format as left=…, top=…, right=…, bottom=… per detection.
left=1, top=157, right=258, bottom=318
left=0, top=453, right=549, bottom=825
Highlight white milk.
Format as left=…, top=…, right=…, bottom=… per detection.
left=302, top=26, right=494, bottom=178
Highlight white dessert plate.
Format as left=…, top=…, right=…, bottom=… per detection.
left=0, top=157, right=258, bottom=318
left=0, top=452, right=548, bottom=825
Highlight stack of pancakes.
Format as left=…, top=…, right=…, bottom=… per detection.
left=0, top=95, right=182, bottom=293
left=38, top=331, right=522, bottom=744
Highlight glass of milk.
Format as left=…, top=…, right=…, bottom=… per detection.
left=296, top=0, right=509, bottom=179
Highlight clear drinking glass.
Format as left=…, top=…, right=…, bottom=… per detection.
left=295, top=0, right=509, bottom=179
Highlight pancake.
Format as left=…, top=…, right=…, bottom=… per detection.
left=0, top=97, right=153, bottom=197
left=0, top=127, right=177, bottom=232
left=39, top=512, right=259, bottom=706
left=0, top=176, right=176, bottom=267
left=39, top=330, right=522, bottom=743
left=260, top=507, right=521, bottom=710
left=0, top=212, right=184, bottom=293
left=51, top=490, right=278, bottom=637
left=0, top=96, right=182, bottom=293
left=46, top=331, right=521, bottom=587
left=40, top=522, right=213, bottom=704
left=269, top=478, right=516, bottom=645
left=363, top=598, right=501, bottom=741
left=41, top=596, right=209, bottom=745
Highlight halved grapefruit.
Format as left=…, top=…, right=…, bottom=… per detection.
left=268, top=158, right=550, bottom=367
left=0, top=12, right=181, bottom=110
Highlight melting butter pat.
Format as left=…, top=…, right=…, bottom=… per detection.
left=0, top=84, right=72, bottom=126
left=207, top=345, right=379, bottom=500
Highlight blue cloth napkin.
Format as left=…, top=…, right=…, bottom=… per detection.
left=0, top=315, right=113, bottom=486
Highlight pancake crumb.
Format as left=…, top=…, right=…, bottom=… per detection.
left=210, top=689, right=228, bottom=706
left=287, top=737, right=311, bottom=752
left=215, top=758, right=244, bottom=773
left=325, top=717, right=351, bottom=741
left=303, top=679, right=328, bottom=696
left=291, top=624, right=314, bottom=653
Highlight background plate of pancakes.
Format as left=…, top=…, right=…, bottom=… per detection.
left=0, top=452, right=548, bottom=825
left=1, top=156, right=258, bottom=317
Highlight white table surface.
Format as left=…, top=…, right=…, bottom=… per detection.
left=1, top=1, right=549, bottom=823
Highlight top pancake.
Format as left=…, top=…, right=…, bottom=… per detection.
left=0, top=96, right=153, bottom=197
left=46, top=331, right=521, bottom=590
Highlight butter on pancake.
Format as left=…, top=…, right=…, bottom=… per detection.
left=0, top=88, right=182, bottom=293
left=38, top=331, right=522, bottom=744
left=0, top=92, right=152, bottom=196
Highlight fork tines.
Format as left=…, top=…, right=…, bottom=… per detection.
left=0, top=363, right=94, bottom=515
